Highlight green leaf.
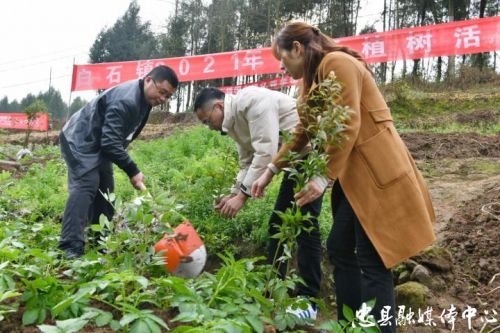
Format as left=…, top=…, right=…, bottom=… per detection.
left=172, top=310, right=199, bottom=323
left=241, top=304, right=260, bottom=315
left=95, top=280, right=110, bottom=290
left=134, top=276, right=149, bottom=289
left=320, top=320, right=342, bottom=331
left=80, top=310, right=99, bottom=321
left=343, top=304, right=354, bottom=321
left=212, top=321, right=245, bottom=333
left=90, top=224, right=103, bottom=232
left=109, top=319, right=121, bottom=331
left=170, top=326, right=201, bottom=333
left=274, top=314, right=287, bottom=331
left=120, top=313, right=140, bottom=327
left=99, top=215, right=110, bottom=229
left=70, top=303, right=79, bottom=317
left=56, top=317, right=89, bottom=333
left=38, top=308, right=47, bottom=323
left=248, top=290, right=273, bottom=309
left=144, top=317, right=162, bottom=333
left=0, top=290, right=21, bottom=302
left=37, top=325, right=62, bottom=333
left=131, top=319, right=151, bottom=333
left=52, top=297, right=74, bottom=317
left=11, top=241, right=25, bottom=248
left=22, top=308, right=39, bottom=326
left=285, top=313, right=297, bottom=329
left=95, top=311, right=113, bottom=327
left=107, top=193, right=116, bottom=202
left=364, top=325, right=381, bottom=333
left=0, top=274, right=15, bottom=290
left=245, top=315, right=263, bottom=333
left=145, top=313, right=169, bottom=329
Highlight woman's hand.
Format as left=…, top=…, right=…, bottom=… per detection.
left=251, top=168, right=275, bottom=198
left=294, top=179, right=325, bottom=207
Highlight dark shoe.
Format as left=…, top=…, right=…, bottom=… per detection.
left=65, top=247, right=84, bottom=259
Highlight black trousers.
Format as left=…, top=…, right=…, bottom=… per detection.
left=327, top=181, right=396, bottom=332
left=268, top=171, right=324, bottom=298
left=59, top=157, right=115, bottom=251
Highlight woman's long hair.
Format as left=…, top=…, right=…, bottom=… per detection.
left=272, top=21, right=372, bottom=96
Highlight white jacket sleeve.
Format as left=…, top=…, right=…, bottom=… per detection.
left=240, top=99, right=280, bottom=195
left=230, top=143, right=253, bottom=194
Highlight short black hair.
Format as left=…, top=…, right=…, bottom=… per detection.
left=193, top=88, right=225, bottom=113
left=146, top=65, right=179, bottom=88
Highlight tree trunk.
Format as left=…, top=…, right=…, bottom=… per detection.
left=176, top=86, right=182, bottom=113
left=496, top=1, right=499, bottom=71
left=412, top=60, right=420, bottom=81
left=430, top=0, right=443, bottom=82
left=185, top=82, right=192, bottom=111
left=390, top=0, right=397, bottom=82
left=354, top=0, right=361, bottom=34
left=342, top=0, right=349, bottom=36
left=412, top=1, right=428, bottom=81
left=24, top=130, right=31, bottom=149
left=381, top=0, right=387, bottom=83
left=479, top=0, right=487, bottom=17
left=436, top=56, right=442, bottom=82
left=447, top=0, right=455, bottom=80
left=475, top=0, right=488, bottom=69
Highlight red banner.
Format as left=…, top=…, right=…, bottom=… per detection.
left=0, top=113, right=49, bottom=131
left=219, top=76, right=298, bottom=94
left=72, top=16, right=500, bottom=91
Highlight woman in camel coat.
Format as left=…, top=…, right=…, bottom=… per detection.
left=252, top=21, right=436, bottom=332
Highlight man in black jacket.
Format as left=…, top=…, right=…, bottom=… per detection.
left=59, top=65, right=178, bottom=258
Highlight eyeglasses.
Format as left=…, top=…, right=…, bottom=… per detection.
left=151, top=78, right=174, bottom=99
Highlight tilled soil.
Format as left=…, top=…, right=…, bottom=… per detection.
left=440, top=182, right=499, bottom=310
left=401, top=132, right=500, bottom=160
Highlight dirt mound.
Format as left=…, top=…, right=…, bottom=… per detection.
left=165, top=111, right=197, bottom=123
left=147, top=110, right=198, bottom=124
left=455, top=109, right=498, bottom=126
left=0, top=121, right=197, bottom=146
left=440, top=182, right=499, bottom=309
left=402, top=132, right=500, bottom=160
left=2, top=126, right=499, bottom=163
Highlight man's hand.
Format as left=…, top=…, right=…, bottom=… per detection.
left=294, top=179, right=324, bottom=207
left=130, top=172, right=146, bottom=191
left=218, top=192, right=248, bottom=218
left=214, top=194, right=236, bottom=211
left=251, top=168, right=274, bottom=198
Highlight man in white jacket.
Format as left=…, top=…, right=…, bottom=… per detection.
left=193, top=86, right=325, bottom=319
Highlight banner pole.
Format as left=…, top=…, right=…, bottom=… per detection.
left=65, top=57, right=75, bottom=124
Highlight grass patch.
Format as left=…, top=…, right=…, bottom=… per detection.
left=417, top=158, right=500, bottom=178
left=386, top=82, right=500, bottom=134
left=397, top=121, right=500, bottom=135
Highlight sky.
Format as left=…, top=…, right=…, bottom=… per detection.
left=0, top=0, right=382, bottom=104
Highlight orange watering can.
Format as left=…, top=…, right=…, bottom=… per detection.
left=154, top=220, right=206, bottom=278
